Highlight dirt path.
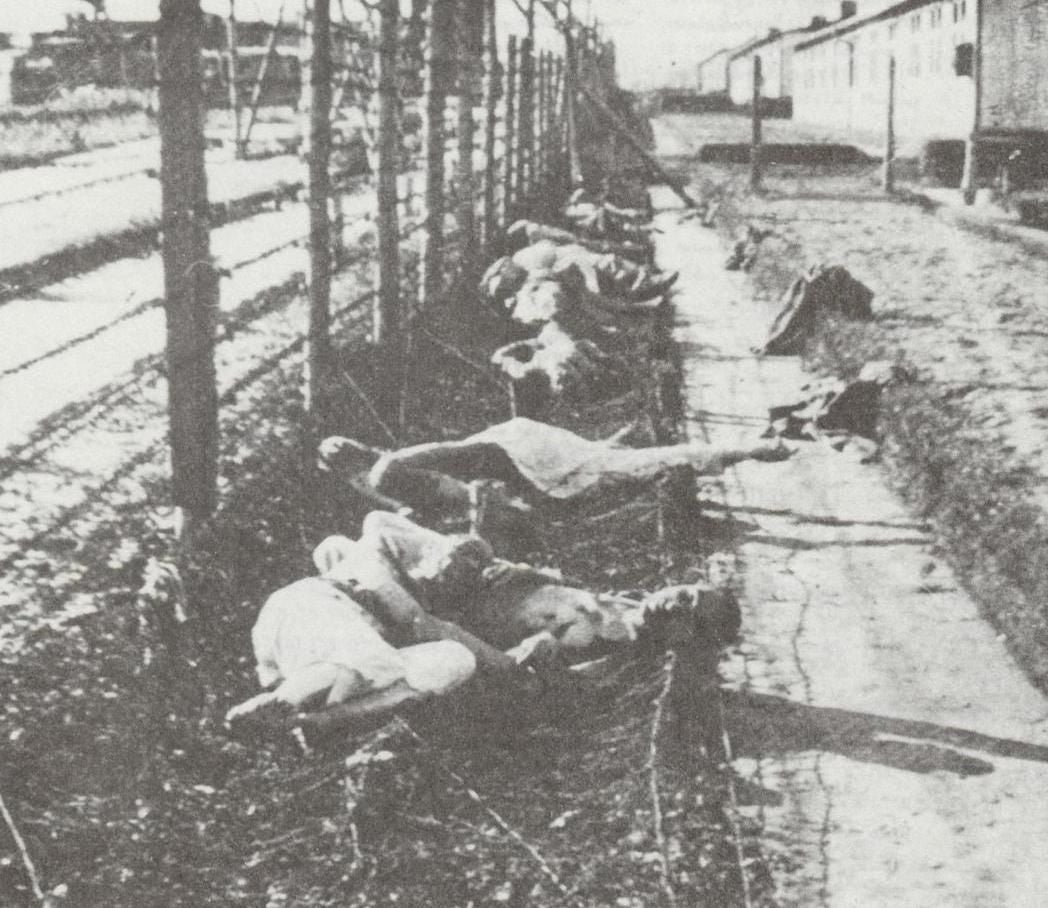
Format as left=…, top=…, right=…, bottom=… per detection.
left=653, top=194, right=1048, bottom=906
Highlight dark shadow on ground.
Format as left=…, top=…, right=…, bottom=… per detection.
left=739, top=533, right=930, bottom=552
left=721, top=690, right=1048, bottom=779
left=699, top=500, right=930, bottom=533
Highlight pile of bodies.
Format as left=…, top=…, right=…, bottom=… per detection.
left=479, top=189, right=679, bottom=413
left=225, top=186, right=795, bottom=736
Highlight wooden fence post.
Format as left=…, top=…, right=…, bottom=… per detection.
left=502, top=35, right=518, bottom=224
left=750, top=54, right=762, bottom=191
left=225, top=0, right=244, bottom=157
left=516, top=32, right=534, bottom=204
left=551, top=55, right=564, bottom=186
left=481, top=0, right=499, bottom=249
left=307, top=0, right=333, bottom=419
left=158, top=0, right=219, bottom=522
left=421, top=0, right=455, bottom=307
left=883, top=55, right=895, bottom=194
left=299, top=0, right=312, bottom=154
left=534, top=51, right=546, bottom=195
left=564, top=12, right=581, bottom=187
left=542, top=51, right=553, bottom=189
left=455, top=0, right=479, bottom=273
left=375, top=0, right=402, bottom=419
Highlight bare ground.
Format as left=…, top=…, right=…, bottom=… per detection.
left=652, top=112, right=1048, bottom=906
left=654, top=112, right=1048, bottom=691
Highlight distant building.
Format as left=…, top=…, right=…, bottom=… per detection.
left=697, top=47, right=730, bottom=96
left=791, top=0, right=977, bottom=153
left=0, top=33, right=14, bottom=107
left=727, top=10, right=843, bottom=113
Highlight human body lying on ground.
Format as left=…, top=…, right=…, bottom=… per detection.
left=225, top=512, right=735, bottom=730
left=480, top=239, right=677, bottom=322
left=563, top=185, right=653, bottom=244
left=320, top=416, right=791, bottom=523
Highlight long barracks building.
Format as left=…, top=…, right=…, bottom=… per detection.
left=790, top=0, right=1048, bottom=187
left=792, top=0, right=977, bottom=152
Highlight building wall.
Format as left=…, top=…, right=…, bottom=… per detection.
left=728, top=31, right=813, bottom=106
left=0, top=50, right=16, bottom=107
left=792, top=0, right=976, bottom=149
left=729, top=39, right=785, bottom=105
left=698, top=50, right=729, bottom=95
left=981, top=0, right=1048, bottom=132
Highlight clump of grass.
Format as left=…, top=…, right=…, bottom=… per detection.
left=876, top=379, right=1048, bottom=686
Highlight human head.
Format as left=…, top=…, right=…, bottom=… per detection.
left=318, top=436, right=385, bottom=474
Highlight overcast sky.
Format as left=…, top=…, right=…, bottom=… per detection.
left=0, top=0, right=874, bottom=88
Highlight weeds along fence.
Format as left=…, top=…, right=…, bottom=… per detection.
left=149, top=0, right=622, bottom=523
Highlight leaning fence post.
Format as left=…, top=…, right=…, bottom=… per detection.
left=158, top=0, right=219, bottom=524
left=243, top=0, right=286, bottom=150
left=421, top=0, right=455, bottom=307
left=883, top=55, right=896, bottom=194
left=481, top=0, right=499, bottom=249
left=502, top=35, right=518, bottom=224
left=750, top=54, right=762, bottom=191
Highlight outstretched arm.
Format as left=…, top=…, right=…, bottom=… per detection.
left=362, top=573, right=519, bottom=674
left=700, top=441, right=793, bottom=474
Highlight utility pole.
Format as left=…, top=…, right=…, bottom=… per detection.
left=961, top=0, right=983, bottom=205
left=157, top=0, right=219, bottom=527
left=882, top=55, right=895, bottom=193
left=750, top=54, right=763, bottom=191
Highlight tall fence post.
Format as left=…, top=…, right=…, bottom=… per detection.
left=502, top=35, right=518, bottom=224
left=481, top=0, right=499, bottom=249
left=375, top=0, right=402, bottom=420
left=535, top=50, right=547, bottom=195
left=455, top=0, right=479, bottom=275
left=961, top=0, right=983, bottom=205
left=552, top=54, right=564, bottom=188
left=883, top=55, right=895, bottom=194
left=158, top=0, right=219, bottom=524
left=421, top=0, right=455, bottom=307
left=225, top=0, right=244, bottom=157
left=564, top=12, right=581, bottom=187
left=299, top=1, right=312, bottom=156
left=517, top=30, right=536, bottom=205
left=750, top=54, right=762, bottom=191
left=307, top=0, right=333, bottom=419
